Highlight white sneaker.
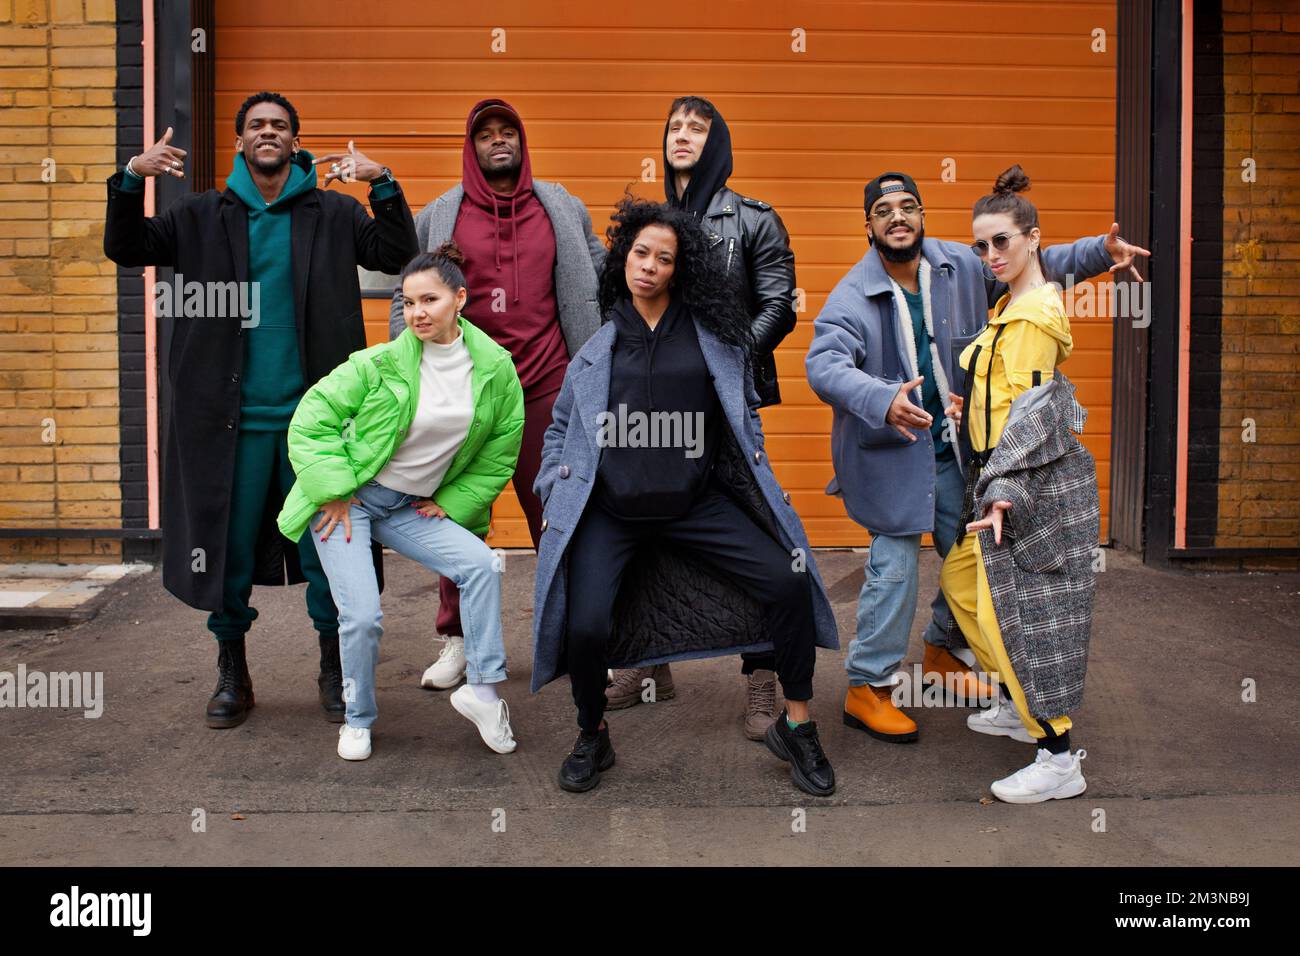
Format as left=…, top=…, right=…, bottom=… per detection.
left=337, top=725, right=372, bottom=761
left=449, top=684, right=517, bottom=754
left=991, top=748, right=1088, bottom=804
left=967, top=696, right=1035, bottom=744
left=421, top=636, right=466, bottom=689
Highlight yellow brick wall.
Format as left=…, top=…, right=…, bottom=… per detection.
left=0, top=0, right=123, bottom=562
left=1215, top=0, right=1300, bottom=551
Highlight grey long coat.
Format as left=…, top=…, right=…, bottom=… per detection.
left=975, top=372, right=1099, bottom=719
left=386, top=181, right=605, bottom=352
left=529, top=319, right=840, bottom=693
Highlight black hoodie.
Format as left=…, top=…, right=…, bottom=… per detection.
left=663, top=107, right=733, bottom=219
left=594, top=297, right=723, bottom=520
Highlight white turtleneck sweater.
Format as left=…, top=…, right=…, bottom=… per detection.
left=374, top=331, right=475, bottom=498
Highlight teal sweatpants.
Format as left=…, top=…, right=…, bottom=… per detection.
left=207, top=428, right=338, bottom=642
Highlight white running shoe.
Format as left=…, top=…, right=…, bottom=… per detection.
left=449, top=684, right=517, bottom=754
left=337, top=725, right=372, bottom=761
left=990, top=748, right=1088, bottom=804
left=421, top=636, right=466, bottom=689
left=967, top=696, right=1035, bottom=744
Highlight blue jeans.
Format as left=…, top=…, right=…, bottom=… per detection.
left=846, top=451, right=964, bottom=686
left=311, top=480, right=506, bottom=728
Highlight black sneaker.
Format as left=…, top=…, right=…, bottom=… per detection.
left=558, top=724, right=615, bottom=793
left=765, top=709, right=836, bottom=797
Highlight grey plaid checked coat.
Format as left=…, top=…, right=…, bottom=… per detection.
left=974, top=372, right=1099, bottom=719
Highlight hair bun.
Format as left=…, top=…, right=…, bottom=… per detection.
left=993, top=164, right=1031, bottom=196
left=431, top=240, right=466, bottom=268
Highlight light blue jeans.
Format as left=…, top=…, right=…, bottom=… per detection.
left=311, top=480, right=506, bottom=728
left=846, top=451, right=965, bottom=686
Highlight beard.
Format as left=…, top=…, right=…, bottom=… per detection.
left=247, top=146, right=290, bottom=174
left=873, top=222, right=925, bottom=262
left=480, top=151, right=521, bottom=176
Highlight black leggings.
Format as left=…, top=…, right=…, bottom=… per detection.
left=565, top=491, right=817, bottom=732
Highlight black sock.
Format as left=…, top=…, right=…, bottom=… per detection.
left=1036, top=722, right=1070, bottom=755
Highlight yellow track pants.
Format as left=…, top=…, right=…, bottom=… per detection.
left=939, top=532, right=1072, bottom=741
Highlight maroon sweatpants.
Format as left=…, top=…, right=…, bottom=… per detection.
left=434, top=387, right=557, bottom=636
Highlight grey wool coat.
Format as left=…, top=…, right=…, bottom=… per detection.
left=387, top=181, right=606, bottom=353
left=974, top=371, right=1100, bottom=719
left=529, top=319, right=841, bottom=693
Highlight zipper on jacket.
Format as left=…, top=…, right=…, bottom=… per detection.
left=725, top=236, right=735, bottom=273
left=643, top=322, right=660, bottom=411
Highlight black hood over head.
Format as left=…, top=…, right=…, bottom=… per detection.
left=663, top=105, right=733, bottom=219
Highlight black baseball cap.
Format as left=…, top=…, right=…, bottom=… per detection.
left=864, top=172, right=922, bottom=214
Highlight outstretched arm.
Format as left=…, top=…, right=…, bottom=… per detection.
left=102, top=127, right=187, bottom=267
left=318, top=142, right=418, bottom=275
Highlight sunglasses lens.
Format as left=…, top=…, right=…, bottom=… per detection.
left=971, top=241, right=989, bottom=258
left=993, top=234, right=1013, bottom=251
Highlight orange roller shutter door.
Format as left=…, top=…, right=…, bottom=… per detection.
left=216, top=0, right=1117, bottom=547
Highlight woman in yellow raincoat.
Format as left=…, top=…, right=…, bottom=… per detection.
left=941, top=165, right=1098, bottom=805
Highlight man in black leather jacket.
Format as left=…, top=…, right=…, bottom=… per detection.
left=604, top=95, right=798, bottom=741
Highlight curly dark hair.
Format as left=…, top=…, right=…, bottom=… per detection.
left=235, top=91, right=300, bottom=136
left=598, top=196, right=752, bottom=352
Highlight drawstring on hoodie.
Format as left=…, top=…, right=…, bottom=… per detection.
left=511, top=195, right=519, bottom=302
left=487, top=191, right=522, bottom=303
left=614, top=299, right=673, bottom=413
left=492, top=205, right=501, bottom=270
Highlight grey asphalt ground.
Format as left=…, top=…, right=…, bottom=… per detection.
left=1, top=548, right=1297, bottom=866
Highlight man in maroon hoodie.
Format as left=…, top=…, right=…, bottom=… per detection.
left=388, top=100, right=606, bottom=689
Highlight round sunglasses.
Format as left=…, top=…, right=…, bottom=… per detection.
left=971, top=229, right=1030, bottom=258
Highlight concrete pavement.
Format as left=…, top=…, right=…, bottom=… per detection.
left=1, top=548, right=1297, bottom=866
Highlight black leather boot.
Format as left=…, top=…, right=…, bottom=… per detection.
left=206, top=638, right=254, bottom=729
left=317, top=632, right=345, bottom=723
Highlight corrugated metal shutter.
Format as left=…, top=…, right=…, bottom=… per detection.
left=216, top=0, right=1117, bottom=547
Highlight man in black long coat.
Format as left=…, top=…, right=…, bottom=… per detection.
left=103, top=91, right=417, bottom=729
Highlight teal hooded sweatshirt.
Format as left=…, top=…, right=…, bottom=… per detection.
left=224, top=150, right=319, bottom=430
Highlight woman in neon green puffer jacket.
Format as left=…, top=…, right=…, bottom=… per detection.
left=278, top=243, right=523, bottom=762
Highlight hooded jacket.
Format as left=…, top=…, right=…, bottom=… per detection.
left=594, top=296, right=723, bottom=519
left=450, top=99, right=569, bottom=397
left=663, top=104, right=796, bottom=407
left=222, top=150, right=320, bottom=429
left=961, top=282, right=1074, bottom=454
left=664, top=108, right=733, bottom=218
left=387, top=102, right=606, bottom=386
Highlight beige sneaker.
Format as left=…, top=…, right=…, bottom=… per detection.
left=743, top=669, right=779, bottom=740
left=605, top=664, right=675, bottom=710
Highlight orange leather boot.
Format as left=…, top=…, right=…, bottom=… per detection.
left=844, top=684, right=918, bottom=743
left=922, top=644, right=997, bottom=705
